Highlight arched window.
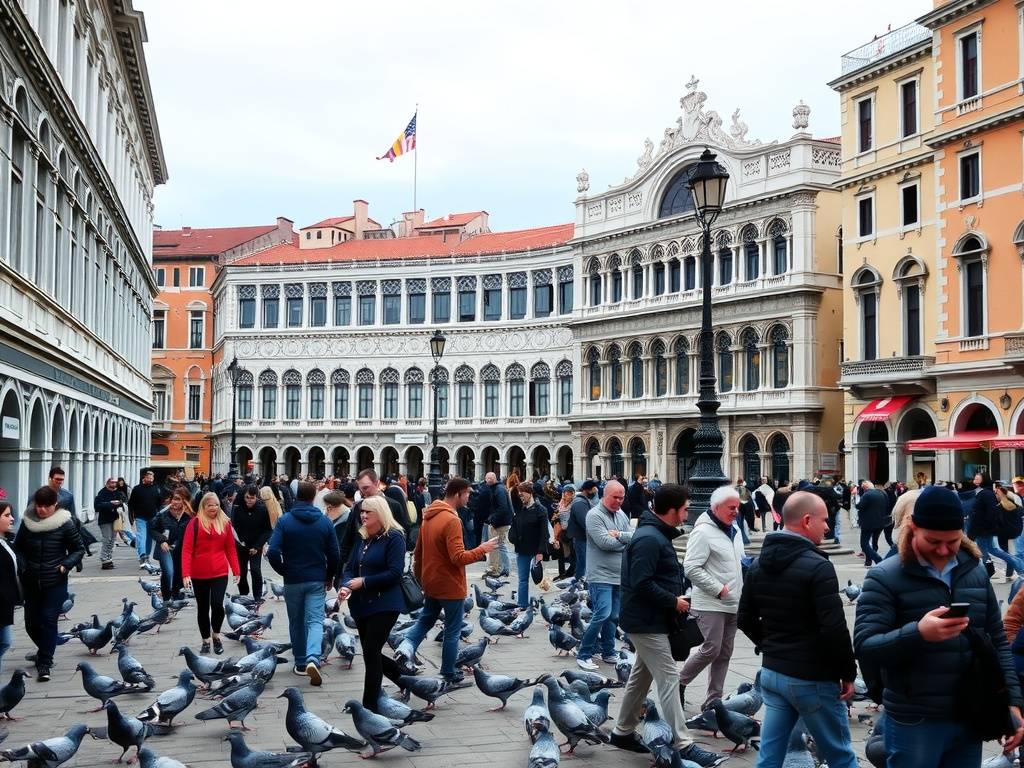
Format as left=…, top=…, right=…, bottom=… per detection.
left=653, top=262, right=665, bottom=295
left=609, top=438, right=624, bottom=478
left=588, top=261, right=602, bottom=306
left=631, top=255, right=643, bottom=299
left=894, top=256, right=927, bottom=356
left=236, top=370, right=253, bottom=420
left=433, top=367, right=450, bottom=419
left=718, top=245, right=733, bottom=285
left=684, top=256, right=696, bottom=291
left=587, top=347, right=601, bottom=401
left=611, top=266, right=623, bottom=302
left=629, top=343, right=644, bottom=398
left=853, top=267, right=882, bottom=360
left=770, top=326, right=790, bottom=388
left=770, top=220, right=788, bottom=275
left=717, top=333, right=733, bottom=392
left=740, top=435, right=760, bottom=485
left=586, top=438, right=601, bottom=478
left=356, top=368, right=374, bottom=419
left=668, top=257, right=681, bottom=292
left=331, top=369, right=349, bottom=419
left=307, top=369, right=326, bottom=420
left=629, top=438, right=647, bottom=479
left=653, top=340, right=667, bottom=397
left=674, top=338, right=689, bottom=395
left=658, top=165, right=697, bottom=219
left=529, top=362, right=550, bottom=416
left=556, top=359, right=574, bottom=415
left=770, top=434, right=791, bottom=483
left=741, top=328, right=760, bottom=391
left=380, top=368, right=400, bottom=419
left=455, top=365, right=475, bottom=418
left=283, top=369, right=301, bottom=420
left=609, top=345, right=623, bottom=400
left=953, top=235, right=987, bottom=338
left=506, top=363, right=525, bottom=417
left=405, top=367, right=424, bottom=418
left=481, top=364, right=500, bottom=417
left=259, top=369, right=278, bottom=420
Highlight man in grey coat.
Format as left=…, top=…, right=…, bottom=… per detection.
left=577, top=480, right=633, bottom=670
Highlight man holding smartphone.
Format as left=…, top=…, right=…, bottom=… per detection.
left=854, top=484, right=1024, bottom=766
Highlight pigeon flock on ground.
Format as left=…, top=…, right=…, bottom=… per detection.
left=0, top=565, right=889, bottom=768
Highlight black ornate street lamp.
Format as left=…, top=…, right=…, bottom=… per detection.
left=686, top=148, right=730, bottom=526
left=227, top=357, right=242, bottom=481
left=428, top=330, right=446, bottom=500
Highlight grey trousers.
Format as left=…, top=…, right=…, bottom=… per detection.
left=99, top=522, right=115, bottom=563
left=613, top=632, right=693, bottom=750
left=678, top=609, right=738, bottom=710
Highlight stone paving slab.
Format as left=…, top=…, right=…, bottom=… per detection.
left=0, top=518, right=1013, bottom=767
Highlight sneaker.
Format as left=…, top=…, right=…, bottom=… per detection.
left=101, top=562, right=115, bottom=570
left=212, top=637, right=224, bottom=655
left=200, top=641, right=211, bottom=654
left=25, top=651, right=37, bottom=662
left=609, top=732, right=649, bottom=754
left=36, top=664, right=51, bottom=683
left=577, top=657, right=599, bottom=671
left=442, top=671, right=465, bottom=684
left=600, top=654, right=619, bottom=664
left=293, top=666, right=307, bottom=676
left=678, top=743, right=728, bottom=768
left=306, top=662, right=322, bottom=687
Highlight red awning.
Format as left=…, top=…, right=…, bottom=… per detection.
left=906, top=431, right=998, bottom=451
left=992, top=437, right=1024, bottom=450
left=856, top=395, right=918, bottom=422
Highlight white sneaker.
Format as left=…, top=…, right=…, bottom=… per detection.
left=577, top=657, right=599, bottom=671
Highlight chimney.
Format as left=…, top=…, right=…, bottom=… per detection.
left=353, top=200, right=369, bottom=238
left=399, top=209, right=426, bottom=238
left=182, top=226, right=192, bottom=236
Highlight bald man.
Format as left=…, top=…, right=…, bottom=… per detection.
left=737, top=492, right=857, bottom=768
left=577, top=480, right=633, bottom=670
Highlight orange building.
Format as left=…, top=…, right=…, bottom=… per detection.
left=150, top=220, right=293, bottom=478
left=903, top=0, right=1024, bottom=481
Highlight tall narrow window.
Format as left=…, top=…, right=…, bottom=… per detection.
left=609, top=346, right=623, bottom=400
left=770, top=327, right=789, bottom=388
left=862, top=291, right=878, bottom=360
left=900, top=79, right=918, bottom=137
left=455, top=367, right=475, bottom=418
left=260, top=371, right=277, bottom=419
left=717, top=334, right=733, bottom=392
left=653, top=263, right=665, bottom=295
left=286, top=284, right=303, bottom=327
left=611, top=268, right=622, bottom=302
left=263, top=286, right=280, bottom=328
left=406, top=368, right=424, bottom=418
left=356, top=369, right=374, bottom=419
left=742, top=329, right=760, bottom=391
left=534, top=270, right=553, bottom=317
left=333, top=284, right=351, bottom=325
left=529, top=363, right=550, bottom=417
left=718, top=247, right=733, bottom=285
left=482, top=365, right=500, bottom=417
left=674, top=339, right=689, bottom=395
left=653, top=341, right=667, bottom=396
left=960, top=32, right=979, bottom=99
left=432, top=278, right=451, bottom=322
left=236, top=373, right=253, bottom=420
left=629, top=345, right=643, bottom=398
left=507, top=364, right=525, bottom=417
left=965, top=259, right=985, bottom=337
left=632, top=264, right=643, bottom=299
left=358, top=282, right=376, bottom=325
left=587, top=348, right=601, bottom=401
left=436, top=380, right=449, bottom=418
left=383, top=382, right=398, bottom=418
left=309, top=283, right=327, bottom=327
left=155, top=268, right=165, bottom=287
left=960, top=152, right=980, bottom=201
left=238, top=286, right=256, bottom=328
left=152, top=310, right=165, bottom=349
left=483, top=275, right=502, bottom=320
left=407, top=280, right=426, bottom=324
left=589, top=271, right=601, bottom=306
left=332, top=370, right=349, bottom=419
left=383, top=295, right=400, bottom=325
left=744, top=241, right=759, bottom=281
left=557, top=360, right=573, bottom=415
left=858, top=196, right=874, bottom=238
left=901, top=184, right=919, bottom=227
left=510, top=272, right=528, bottom=319
left=684, top=257, right=696, bottom=291
left=188, top=310, right=203, bottom=349
left=669, top=258, right=681, bottom=292
left=904, top=284, right=921, bottom=356
left=284, top=370, right=301, bottom=420
left=188, top=266, right=205, bottom=287
left=187, top=384, right=201, bottom=421
left=857, top=97, right=873, bottom=153
left=308, top=370, right=325, bottom=420
left=558, top=267, right=574, bottom=314
left=772, top=233, right=786, bottom=275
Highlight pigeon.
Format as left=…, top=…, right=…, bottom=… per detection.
left=548, top=625, right=579, bottom=655
left=559, top=670, right=623, bottom=692
left=462, top=594, right=474, bottom=614
left=0, top=724, right=90, bottom=768
left=138, top=579, right=162, bottom=596
left=564, top=681, right=612, bottom=726
left=230, top=594, right=259, bottom=609
left=0, top=671, right=28, bottom=721
left=523, top=687, right=551, bottom=743
left=509, top=608, right=535, bottom=637
left=224, top=732, right=313, bottom=768
left=723, top=676, right=762, bottom=718
left=76, top=662, right=148, bottom=711
left=137, top=671, right=196, bottom=727
left=224, top=614, right=273, bottom=640
left=615, top=651, right=633, bottom=683
left=278, top=687, right=366, bottom=755
left=569, top=607, right=588, bottom=640
left=433, top=622, right=473, bottom=642
left=264, top=581, right=287, bottom=600
left=373, top=691, right=434, bottom=726
left=334, top=631, right=357, bottom=669
left=58, top=593, right=75, bottom=620
left=140, top=562, right=161, bottom=576
left=472, top=583, right=494, bottom=609
left=479, top=614, right=517, bottom=641
left=94, top=700, right=169, bottom=764
left=454, top=638, right=488, bottom=669
left=710, top=699, right=760, bottom=753
left=639, top=699, right=676, bottom=768
left=225, top=600, right=255, bottom=618
left=115, top=605, right=142, bottom=645
left=395, top=675, right=464, bottom=709
left=843, top=580, right=861, bottom=603
left=205, top=657, right=278, bottom=698
left=227, top=610, right=256, bottom=631
left=484, top=603, right=518, bottom=624
left=781, top=723, right=814, bottom=768
left=78, top=621, right=114, bottom=654
left=241, top=638, right=291, bottom=656
left=177, top=647, right=239, bottom=685
left=136, top=607, right=172, bottom=635
left=136, top=748, right=187, bottom=768
left=684, top=707, right=719, bottom=736
left=472, top=667, right=546, bottom=711
left=113, top=644, right=156, bottom=691
left=194, top=680, right=265, bottom=731
left=234, top=647, right=287, bottom=675
left=528, top=724, right=561, bottom=768
left=342, top=700, right=421, bottom=756
left=552, top=576, right=579, bottom=591
left=540, top=677, right=609, bottom=753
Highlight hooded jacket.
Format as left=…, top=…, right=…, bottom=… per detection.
left=13, top=507, right=85, bottom=588
left=267, top=503, right=340, bottom=585
left=510, top=497, right=549, bottom=557
left=413, top=500, right=489, bottom=600
left=230, top=500, right=273, bottom=549
left=737, top=531, right=856, bottom=683
left=619, top=511, right=684, bottom=634
left=683, top=510, right=745, bottom=614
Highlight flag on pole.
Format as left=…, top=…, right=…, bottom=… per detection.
left=376, top=112, right=417, bottom=162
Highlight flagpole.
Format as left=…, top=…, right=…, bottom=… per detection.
left=413, top=103, right=419, bottom=214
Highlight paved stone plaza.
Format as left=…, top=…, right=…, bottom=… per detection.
left=1, top=516, right=1015, bottom=767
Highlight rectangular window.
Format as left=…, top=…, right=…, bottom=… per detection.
left=654, top=265, right=665, bottom=295
left=408, top=292, right=425, bottom=324
left=901, top=184, right=919, bottom=227
left=900, top=80, right=918, bottom=137
left=263, top=296, right=279, bottom=328
left=309, top=385, right=324, bottom=419
left=286, top=296, right=302, bottom=327
left=534, top=284, right=553, bottom=318
left=333, top=385, right=348, bottom=419
left=669, top=260, right=681, bottom=292
left=239, top=294, right=256, bottom=329
left=960, top=152, right=980, bottom=201
left=172, top=267, right=180, bottom=287
left=960, top=32, right=979, bottom=99
left=188, top=310, right=203, bottom=349
left=858, top=196, right=874, bottom=238
left=966, top=260, right=985, bottom=337
left=382, top=294, right=400, bottom=325
left=187, top=384, right=201, bottom=421
left=358, top=295, right=375, bottom=325
left=261, top=386, right=276, bottom=419
left=509, top=286, right=527, bottom=319
left=559, top=280, right=573, bottom=314
left=560, top=377, right=572, bottom=415
left=153, top=385, right=167, bottom=421
left=188, top=266, right=204, bottom=287
left=432, top=291, right=450, bottom=323
left=509, top=380, right=524, bottom=417
left=408, top=384, right=422, bottom=418
left=857, top=97, right=873, bottom=153
left=484, top=287, right=501, bottom=320
left=458, top=290, right=476, bottom=322
left=437, top=384, right=449, bottom=418
left=383, top=383, right=398, bottom=418
left=310, top=295, right=327, bottom=326
left=285, top=386, right=300, bottom=420
left=863, top=292, right=878, bottom=361
left=484, top=381, right=499, bottom=417
left=155, top=268, right=165, bottom=287
left=152, top=311, right=165, bottom=349
left=905, top=287, right=921, bottom=356
left=530, top=380, right=549, bottom=417
left=358, top=384, right=373, bottom=419
left=334, top=295, right=350, bottom=325
left=458, top=382, right=473, bottom=418
left=237, top=385, right=252, bottom=420
left=590, top=275, right=601, bottom=306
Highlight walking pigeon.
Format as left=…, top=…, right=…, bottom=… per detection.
left=615, top=651, right=633, bottom=684
left=523, top=686, right=551, bottom=742
left=137, top=671, right=196, bottom=726
left=479, top=614, right=517, bottom=641
left=395, top=675, right=462, bottom=709
left=684, top=707, right=719, bottom=736
left=135, top=607, right=171, bottom=635
left=710, top=699, right=760, bottom=753
left=177, top=647, right=239, bottom=685
left=781, top=723, right=815, bottom=768
left=0, top=724, right=90, bottom=768
left=373, top=691, right=434, bottom=726
left=472, top=667, right=545, bottom=711
left=723, top=676, right=763, bottom=718
left=540, top=677, right=609, bottom=753
left=278, top=687, right=366, bottom=755
left=76, top=662, right=147, bottom=711
left=639, top=699, right=676, bottom=768
left=559, top=670, right=623, bottom=692
left=528, top=724, right=561, bottom=768
left=454, top=638, right=488, bottom=669
left=136, top=748, right=187, bottom=768
left=93, top=700, right=169, bottom=764
left=0, top=672, right=28, bottom=721
left=114, top=604, right=142, bottom=645
left=58, top=593, right=75, bottom=620
left=224, top=614, right=273, bottom=640
left=194, top=680, right=265, bottom=730
left=138, top=579, right=162, bottom=597
left=548, top=625, right=579, bottom=656
left=342, top=700, right=422, bottom=756
left=472, top=584, right=493, bottom=609
left=334, top=632, right=356, bottom=669
left=241, top=638, right=291, bottom=656
left=77, top=620, right=115, bottom=654
left=263, top=580, right=286, bottom=600
left=508, top=608, right=535, bottom=637
left=223, top=732, right=314, bottom=768
left=843, top=580, right=861, bottom=603
left=113, top=644, right=155, bottom=691
left=564, top=681, right=611, bottom=726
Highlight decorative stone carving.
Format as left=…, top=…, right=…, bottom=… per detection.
left=404, top=367, right=424, bottom=384
left=381, top=279, right=401, bottom=295
left=431, top=277, right=451, bottom=292
left=332, top=281, right=351, bottom=297
left=557, top=265, right=574, bottom=282
left=768, top=150, right=792, bottom=171
left=483, top=274, right=502, bottom=290
left=533, top=269, right=552, bottom=286
left=284, top=283, right=303, bottom=298
left=356, top=280, right=376, bottom=296
left=407, top=278, right=426, bottom=293
left=282, top=369, right=301, bottom=386
left=331, top=369, right=350, bottom=385
left=380, top=368, right=400, bottom=384
left=506, top=363, right=526, bottom=380
left=308, top=282, right=328, bottom=298
left=262, top=284, right=280, bottom=298
left=792, top=100, right=810, bottom=131
left=730, top=109, right=749, bottom=143
left=456, top=275, right=477, bottom=291
left=577, top=168, right=590, bottom=194
left=637, top=138, right=654, bottom=172
left=238, top=284, right=257, bottom=299
left=356, top=368, right=374, bottom=385
left=627, top=192, right=642, bottom=211
left=307, top=369, right=326, bottom=385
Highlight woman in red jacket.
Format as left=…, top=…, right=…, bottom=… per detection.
left=182, top=492, right=239, bottom=654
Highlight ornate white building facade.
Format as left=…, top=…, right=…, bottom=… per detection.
left=0, top=0, right=166, bottom=513
left=567, top=80, right=846, bottom=485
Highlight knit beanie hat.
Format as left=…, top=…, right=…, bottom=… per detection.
left=911, top=485, right=964, bottom=531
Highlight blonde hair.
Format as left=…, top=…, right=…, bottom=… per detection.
left=259, top=486, right=283, bottom=528
left=358, top=496, right=404, bottom=540
left=197, top=492, right=229, bottom=535
left=891, top=489, right=921, bottom=532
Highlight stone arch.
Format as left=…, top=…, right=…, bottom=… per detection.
left=951, top=395, right=1001, bottom=436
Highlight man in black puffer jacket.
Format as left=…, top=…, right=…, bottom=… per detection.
left=230, top=485, right=273, bottom=602
left=854, top=484, right=1024, bottom=766
left=737, top=491, right=858, bottom=768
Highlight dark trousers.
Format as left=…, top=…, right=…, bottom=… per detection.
left=22, top=579, right=68, bottom=667
left=353, top=611, right=402, bottom=711
left=171, top=551, right=185, bottom=598
left=871, top=525, right=895, bottom=553
left=235, top=545, right=264, bottom=601
left=192, top=576, right=228, bottom=639
left=860, top=528, right=883, bottom=565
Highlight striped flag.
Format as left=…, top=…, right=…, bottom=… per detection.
left=376, top=112, right=417, bottom=162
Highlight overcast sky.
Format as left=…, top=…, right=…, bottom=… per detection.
left=136, top=0, right=925, bottom=233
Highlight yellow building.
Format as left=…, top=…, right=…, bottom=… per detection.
left=830, top=22, right=941, bottom=484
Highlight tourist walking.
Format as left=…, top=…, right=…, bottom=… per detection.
left=510, top=482, right=548, bottom=610
left=854, top=484, right=1024, bottom=766
left=129, top=470, right=162, bottom=567
left=339, top=496, right=406, bottom=711
left=94, top=477, right=125, bottom=570
left=14, top=485, right=85, bottom=682
left=259, top=485, right=283, bottom=528
left=114, top=478, right=135, bottom=547
left=679, top=485, right=745, bottom=709
left=552, top=484, right=575, bottom=578
left=338, top=470, right=410, bottom=567
left=182, top=491, right=240, bottom=656
left=856, top=481, right=889, bottom=566
left=577, top=479, right=632, bottom=671
left=737, top=491, right=858, bottom=768
left=610, top=484, right=727, bottom=768
left=398, top=478, right=497, bottom=683
left=267, top=481, right=339, bottom=685
left=563, top=480, right=598, bottom=579
left=231, top=485, right=272, bottom=603
left=481, top=472, right=513, bottom=578
left=150, top=489, right=193, bottom=600
left=0, top=502, right=19, bottom=678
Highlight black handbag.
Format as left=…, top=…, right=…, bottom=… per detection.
left=668, top=612, right=704, bottom=661
left=530, top=558, right=544, bottom=585
left=400, top=568, right=424, bottom=613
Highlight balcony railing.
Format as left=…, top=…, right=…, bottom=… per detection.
left=840, top=356, right=935, bottom=381
left=840, top=22, right=931, bottom=75
left=1005, top=333, right=1024, bottom=357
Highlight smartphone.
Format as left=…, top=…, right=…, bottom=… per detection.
left=942, top=602, right=970, bottom=618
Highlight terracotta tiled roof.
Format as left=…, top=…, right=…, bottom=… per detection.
left=234, top=223, right=574, bottom=266
left=817, top=136, right=841, bottom=144
left=301, top=216, right=354, bottom=229
left=154, top=225, right=279, bottom=257
left=416, top=211, right=486, bottom=229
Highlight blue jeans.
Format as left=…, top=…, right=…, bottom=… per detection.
left=283, top=582, right=325, bottom=668
left=860, top=528, right=883, bottom=565
left=0, top=624, right=11, bottom=678
left=135, top=518, right=151, bottom=560
left=403, top=596, right=464, bottom=678
left=574, top=541, right=587, bottom=580
left=154, top=547, right=174, bottom=599
left=883, top=714, right=981, bottom=768
left=756, top=669, right=857, bottom=768
left=737, top=515, right=751, bottom=545
left=516, top=553, right=536, bottom=609
left=977, top=536, right=1024, bottom=573
left=578, top=583, right=620, bottom=660
left=498, top=534, right=512, bottom=575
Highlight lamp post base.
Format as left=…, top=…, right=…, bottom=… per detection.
left=685, top=395, right=729, bottom=527
left=227, top=462, right=239, bottom=482
left=427, top=448, right=443, bottom=503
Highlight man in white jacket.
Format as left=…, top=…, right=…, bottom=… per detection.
left=679, top=485, right=745, bottom=711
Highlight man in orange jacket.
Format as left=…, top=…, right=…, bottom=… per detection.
left=397, top=477, right=497, bottom=683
